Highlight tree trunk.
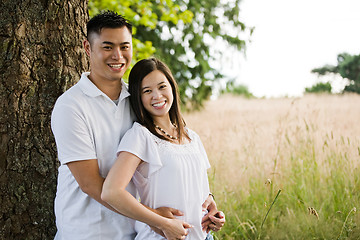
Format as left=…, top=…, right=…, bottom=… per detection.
left=0, top=0, right=88, bottom=238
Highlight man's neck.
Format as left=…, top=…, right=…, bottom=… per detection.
left=88, top=74, right=122, bottom=100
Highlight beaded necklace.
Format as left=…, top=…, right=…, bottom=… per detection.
left=155, top=124, right=178, bottom=140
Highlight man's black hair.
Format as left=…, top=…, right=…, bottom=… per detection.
left=87, top=10, right=132, bottom=41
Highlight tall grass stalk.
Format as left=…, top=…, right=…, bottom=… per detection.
left=258, top=189, right=281, bottom=240
left=185, top=94, right=360, bottom=239
left=337, top=207, right=357, bottom=240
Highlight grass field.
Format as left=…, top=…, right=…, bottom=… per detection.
left=184, top=94, right=360, bottom=239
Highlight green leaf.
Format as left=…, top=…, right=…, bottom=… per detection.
left=89, top=0, right=252, bottom=108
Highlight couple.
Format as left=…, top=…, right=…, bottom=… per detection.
left=51, top=11, right=225, bottom=240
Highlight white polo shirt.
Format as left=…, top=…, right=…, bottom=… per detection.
left=51, top=72, right=137, bottom=240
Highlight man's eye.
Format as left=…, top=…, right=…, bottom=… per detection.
left=103, top=46, right=112, bottom=50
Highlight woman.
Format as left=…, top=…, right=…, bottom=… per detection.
left=101, top=58, right=224, bottom=239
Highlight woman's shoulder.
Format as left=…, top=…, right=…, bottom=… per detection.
left=128, top=121, right=150, bottom=135
left=124, top=122, right=151, bottom=139
left=119, top=122, right=157, bottom=154
left=131, top=121, right=145, bottom=130
left=186, top=127, right=200, bottom=141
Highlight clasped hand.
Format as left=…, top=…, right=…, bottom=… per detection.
left=151, top=207, right=191, bottom=240
left=151, top=196, right=226, bottom=239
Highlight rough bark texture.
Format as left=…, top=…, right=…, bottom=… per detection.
left=0, top=0, right=88, bottom=238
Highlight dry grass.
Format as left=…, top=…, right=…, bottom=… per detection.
left=185, top=94, right=360, bottom=193
left=184, top=94, right=360, bottom=239
left=184, top=95, right=360, bottom=239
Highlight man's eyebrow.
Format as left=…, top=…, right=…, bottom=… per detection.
left=101, top=41, right=131, bottom=45
left=102, top=41, right=114, bottom=45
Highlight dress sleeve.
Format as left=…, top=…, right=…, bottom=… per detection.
left=192, top=130, right=211, bottom=170
left=117, top=122, right=163, bottom=177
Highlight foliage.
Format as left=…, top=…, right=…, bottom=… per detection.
left=88, top=0, right=251, bottom=108
left=221, top=80, right=254, bottom=98
left=304, top=82, right=332, bottom=94
left=312, top=53, right=360, bottom=94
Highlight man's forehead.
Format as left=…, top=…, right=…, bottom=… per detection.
left=89, top=27, right=132, bottom=43
left=99, top=26, right=132, bottom=34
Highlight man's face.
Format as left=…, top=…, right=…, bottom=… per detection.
left=84, top=27, right=132, bottom=83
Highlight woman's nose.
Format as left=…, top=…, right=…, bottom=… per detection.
left=152, top=90, right=161, bottom=99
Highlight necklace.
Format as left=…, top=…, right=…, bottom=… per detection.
left=155, top=124, right=178, bottom=140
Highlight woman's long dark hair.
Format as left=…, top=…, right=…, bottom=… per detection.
left=128, top=58, right=190, bottom=143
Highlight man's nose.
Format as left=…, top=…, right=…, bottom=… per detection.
left=112, top=48, right=123, bottom=60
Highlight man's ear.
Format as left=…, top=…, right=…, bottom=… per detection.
left=83, top=39, right=91, bottom=57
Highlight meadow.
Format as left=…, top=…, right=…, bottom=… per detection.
left=184, top=94, right=360, bottom=239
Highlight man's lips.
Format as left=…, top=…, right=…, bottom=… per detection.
left=108, top=63, right=125, bottom=70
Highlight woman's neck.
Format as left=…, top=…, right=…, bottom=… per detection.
left=153, top=116, right=178, bottom=140
left=153, top=116, right=174, bottom=130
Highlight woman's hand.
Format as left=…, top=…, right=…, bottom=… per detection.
left=149, top=207, right=184, bottom=237
left=161, top=218, right=193, bottom=240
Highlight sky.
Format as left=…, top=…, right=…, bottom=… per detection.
left=223, top=0, right=360, bottom=98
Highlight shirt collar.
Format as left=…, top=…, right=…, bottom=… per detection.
left=78, top=72, right=130, bottom=101
left=119, top=81, right=130, bottom=101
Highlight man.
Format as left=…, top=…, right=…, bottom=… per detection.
left=51, top=11, right=224, bottom=239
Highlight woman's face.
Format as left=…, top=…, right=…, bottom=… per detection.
left=140, top=70, right=174, bottom=120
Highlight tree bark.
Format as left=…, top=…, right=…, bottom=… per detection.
left=0, top=0, right=88, bottom=238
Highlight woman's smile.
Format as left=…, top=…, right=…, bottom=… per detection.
left=152, top=100, right=167, bottom=109
left=141, top=70, right=173, bottom=119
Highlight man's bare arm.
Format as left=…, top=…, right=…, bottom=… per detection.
left=67, top=159, right=119, bottom=213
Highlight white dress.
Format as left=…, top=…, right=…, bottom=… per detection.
left=118, top=122, right=210, bottom=240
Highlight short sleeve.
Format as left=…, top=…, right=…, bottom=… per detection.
left=117, top=122, right=163, bottom=177
left=191, top=130, right=211, bottom=169
left=51, top=103, right=96, bottom=164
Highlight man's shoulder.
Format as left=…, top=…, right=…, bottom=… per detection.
left=54, top=85, right=81, bottom=106
left=55, top=75, right=89, bottom=103
left=55, top=72, right=91, bottom=102
left=52, top=84, right=92, bottom=122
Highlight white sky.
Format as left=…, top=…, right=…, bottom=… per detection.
left=223, top=0, right=360, bottom=98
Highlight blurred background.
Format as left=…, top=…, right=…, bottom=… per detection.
left=90, top=0, right=360, bottom=103
left=235, top=0, right=360, bottom=98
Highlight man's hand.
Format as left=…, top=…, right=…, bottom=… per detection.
left=150, top=207, right=184, bottom=237
left=201, top=194, right=226, bottom=233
